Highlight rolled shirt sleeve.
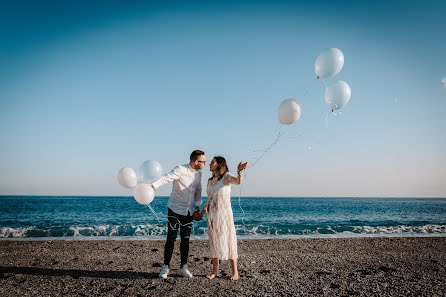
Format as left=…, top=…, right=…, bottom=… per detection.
left=152, top=166, right=182, bottom=190
left=151, top=164, right=203, bottom=216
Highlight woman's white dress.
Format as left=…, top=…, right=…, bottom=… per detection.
left=205, top=173, right=238, bottom=260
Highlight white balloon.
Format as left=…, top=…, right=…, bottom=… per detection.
left=117, top=167, right=137, bottom=188
left=138, top=160, right=163, bottom=184
left=278, top=98, right=302, bottom=125
left=315, top=48, right=344, bottom=79
left=133, top=184, right=155, bottom=205
left=325, top=80, right=351, bottom=111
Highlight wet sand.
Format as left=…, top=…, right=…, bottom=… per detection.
left=1, top=237, right=445, bottom=296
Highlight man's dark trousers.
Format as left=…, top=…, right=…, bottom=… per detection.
left=164, top=208, right=193, bottom=267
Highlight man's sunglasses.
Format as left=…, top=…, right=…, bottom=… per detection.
left=197, top=160, right=206, bottom=164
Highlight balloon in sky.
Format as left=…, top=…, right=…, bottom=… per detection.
left=117, top=167, right=137, bottom=188
left=315, top=48, right=344, bottom=79
left=133, top=184, right=155, bottom=205
left=278, top=98, right=302, bottom=125
left=325, top=80, right=351, bottom=111
left=138, top=160, right=163, bottom=184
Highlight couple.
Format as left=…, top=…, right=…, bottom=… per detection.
left=150, top=150, right=247, bottom=281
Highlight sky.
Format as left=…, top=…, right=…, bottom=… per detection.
left=0, top=0, right=445, bottom=197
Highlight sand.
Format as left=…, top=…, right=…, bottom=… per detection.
left=1, top=237, right=445, bottom=296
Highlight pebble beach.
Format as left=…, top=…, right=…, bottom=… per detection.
left=1, top=237, right=445, bottom=296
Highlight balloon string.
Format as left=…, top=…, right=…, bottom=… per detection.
left=237, top=172, right=248, bottom=225
left=248, top=124, right=288, bottom=169
left=321, top=79, right=328, bottom=88
left=321, top=79, right=334, bottom=129
left=146, top=204, right=162, bottom=225
left=235, top=75, right=319, bottom=227
left=325, top=110, right=331, bottom=128
left=236, top=124, right=289, bottom=225
left=166, top=216, right=194, bottom=231
left=235, top=72, right=312, bottom=224
left=145, top=204, right=195, bottom=234
left=301, top=76, right=319, bottom=100
left=325, top=109, right=343, bottom=129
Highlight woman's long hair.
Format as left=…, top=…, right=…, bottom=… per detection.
left=209, top=156, right=229, bottom=181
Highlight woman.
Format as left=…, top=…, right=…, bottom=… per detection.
left=199, top=156, right=247, bottom=281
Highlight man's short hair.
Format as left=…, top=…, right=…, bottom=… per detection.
left=190, top=150, right=205, bottom=162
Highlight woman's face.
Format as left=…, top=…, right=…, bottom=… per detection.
left=209, top=158, right=217, bottom=171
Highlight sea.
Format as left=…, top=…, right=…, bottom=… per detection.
left=1, top=196, right=445, bottom=240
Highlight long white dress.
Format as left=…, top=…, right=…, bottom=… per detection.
left=205, top=173, right=238, bottom=260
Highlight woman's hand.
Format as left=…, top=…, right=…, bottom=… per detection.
left=198, top=209, right=206, bottom=220
left=193, top=210, right=201, bottom=221
left=237, top=161, right=248, bottom=174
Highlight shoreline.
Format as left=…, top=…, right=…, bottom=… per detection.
left=1, top=237, right=445, bottom=296
left=1, top=232, right=446, bottom=241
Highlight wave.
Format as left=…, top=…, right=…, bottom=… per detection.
left=235, top=224, right=446, bottom=236
left=0, top=224, right=167, bottom=238
left=1, top=223, right=446, bottom=238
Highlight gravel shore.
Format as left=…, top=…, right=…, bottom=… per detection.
left=1, top=237, right=445, bottom=296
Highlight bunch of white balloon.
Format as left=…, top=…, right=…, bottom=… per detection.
left=117, top=160, right=163, bottom=206
left=237, top=48, right=352, bottom=224
left=316, top=48, right=351, bottom=112
left=277, top=47, right=351, bottom=126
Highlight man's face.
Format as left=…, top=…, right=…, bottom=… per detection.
left=195, top=154, right=206, bottom=170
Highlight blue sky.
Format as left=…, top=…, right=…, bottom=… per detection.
left=1, top=0, right=445, bottom=197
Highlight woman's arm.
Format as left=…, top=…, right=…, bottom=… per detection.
left=226, top=161, right=248, bottom=185
left=199, top=197, right=210, bottom=219
left=225, top=172, right=242, bottom=185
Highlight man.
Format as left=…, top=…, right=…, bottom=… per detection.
left=150, top=150, right=205, bottom=279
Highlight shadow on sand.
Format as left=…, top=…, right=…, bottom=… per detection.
left=0, top=266, right=159, bottom=280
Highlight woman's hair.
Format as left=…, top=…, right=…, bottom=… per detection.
left=209, top=156, right=229, bottom=181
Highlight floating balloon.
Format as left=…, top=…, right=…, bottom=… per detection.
left=117, top=167, right=137, bottom=188
left=138, top=160, right=163, bottom=184
left=278, top=98, right=302, bottom=125
left=325, top=80, right=351, bottom=111
left=133, top=184, right=155, bottom=205
left=315, top=48, right=344, bottom=79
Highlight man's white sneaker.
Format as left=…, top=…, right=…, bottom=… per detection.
left=179, top=264, right=193, bottom=278
left=159, top=264, right=169, bottom=279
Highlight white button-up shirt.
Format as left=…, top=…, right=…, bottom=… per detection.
left=152, top=163, right=202, bottom=216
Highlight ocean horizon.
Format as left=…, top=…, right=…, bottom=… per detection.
left=1, top=196, right=445, bottom=240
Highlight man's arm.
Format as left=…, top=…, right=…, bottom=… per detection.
left=150, top=166, right=182, bottom=190
left=194, top=180, right=202, bottom=208
left=199, top=197, right=209, bottom=219
left=193, top=179, right=202, bottom=220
